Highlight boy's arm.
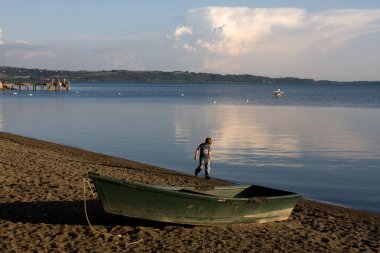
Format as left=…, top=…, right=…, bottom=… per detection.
left=194, top=148, right=198, bottom=160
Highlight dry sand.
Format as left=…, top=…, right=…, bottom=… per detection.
left=1, top=132, right=379, bottom=252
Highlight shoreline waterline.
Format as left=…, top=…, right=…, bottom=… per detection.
left=1, top=131, right=378, bottom=216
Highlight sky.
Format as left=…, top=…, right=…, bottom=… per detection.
left=1, top=0, right=380, bottom=81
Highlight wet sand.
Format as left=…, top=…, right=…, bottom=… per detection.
left=1, top=132, right=379, bottom=252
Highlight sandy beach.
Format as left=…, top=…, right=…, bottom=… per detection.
left=0, top=131, right=379, bottom=252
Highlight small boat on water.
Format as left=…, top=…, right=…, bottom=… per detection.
left=274, top=88, right=284, bottom=97
left=88, top=172, right=301, bottom=225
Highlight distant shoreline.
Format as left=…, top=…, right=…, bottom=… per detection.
left=1, top=66, right=380, bottom=85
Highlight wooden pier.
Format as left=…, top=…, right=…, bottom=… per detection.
left=0, top=79, right=71, bottom=91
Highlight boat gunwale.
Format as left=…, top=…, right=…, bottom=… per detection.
left=88, top=172, right=301, bottom=202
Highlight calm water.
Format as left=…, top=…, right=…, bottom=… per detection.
left=1, top=83, right=380, bottom=213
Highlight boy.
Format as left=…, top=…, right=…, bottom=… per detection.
left=194, top=137, right=212, bottom=179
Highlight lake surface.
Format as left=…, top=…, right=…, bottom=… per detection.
left=1, top=83, right=380, bottom=213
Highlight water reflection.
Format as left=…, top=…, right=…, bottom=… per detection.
left=1, top=95, right=380, bottom=212
left=172, top=104, right=380, bottom=212
left=174, top=105, right=380, bottom=168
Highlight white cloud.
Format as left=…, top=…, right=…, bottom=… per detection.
left=195, top=7, right=306, bottom=56
left=174, top=26, right=193, bottom=41
left=0, top=34, right=178, bottom=72
left=2, top=43, right=58, bottom=61
left=175, top=7, right=380, bottom=56
left=14, top=40, right=31, bottom=45
left=182, top=43, right=197, bottom=52
left=171, top=7, right=380, bottom=80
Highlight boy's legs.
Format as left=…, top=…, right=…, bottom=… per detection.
left=205, top=160, right=211, bottom=179
left=195, top=158, right=204, bottom=176
left=195, top=167, right=201, bottom=176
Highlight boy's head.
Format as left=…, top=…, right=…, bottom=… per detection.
left=205, top=137, right=212, bottom=145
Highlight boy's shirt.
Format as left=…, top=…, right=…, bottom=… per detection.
left=198, top=143, right=211, bottom=160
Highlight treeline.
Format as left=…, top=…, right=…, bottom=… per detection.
left=1, top=66, right=379, bottom=84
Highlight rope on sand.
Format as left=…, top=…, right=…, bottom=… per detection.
left=83, top=178, right=143, bottom=246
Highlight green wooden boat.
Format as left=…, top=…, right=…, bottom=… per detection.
left=88, top=172, right=301, bottom=225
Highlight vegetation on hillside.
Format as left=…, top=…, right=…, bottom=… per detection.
left=1, top=66, right=379, bottom=84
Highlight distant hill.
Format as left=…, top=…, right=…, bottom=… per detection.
left=1, top=66, right=379, bottom=85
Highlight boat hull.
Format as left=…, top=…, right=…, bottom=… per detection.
left=88, top=172, right=301, bottom=225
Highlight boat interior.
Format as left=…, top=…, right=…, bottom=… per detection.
left=180, top=185, right=295, bottom=199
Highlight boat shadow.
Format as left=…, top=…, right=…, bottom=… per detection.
left=0, top=199, right=188, bottom=228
